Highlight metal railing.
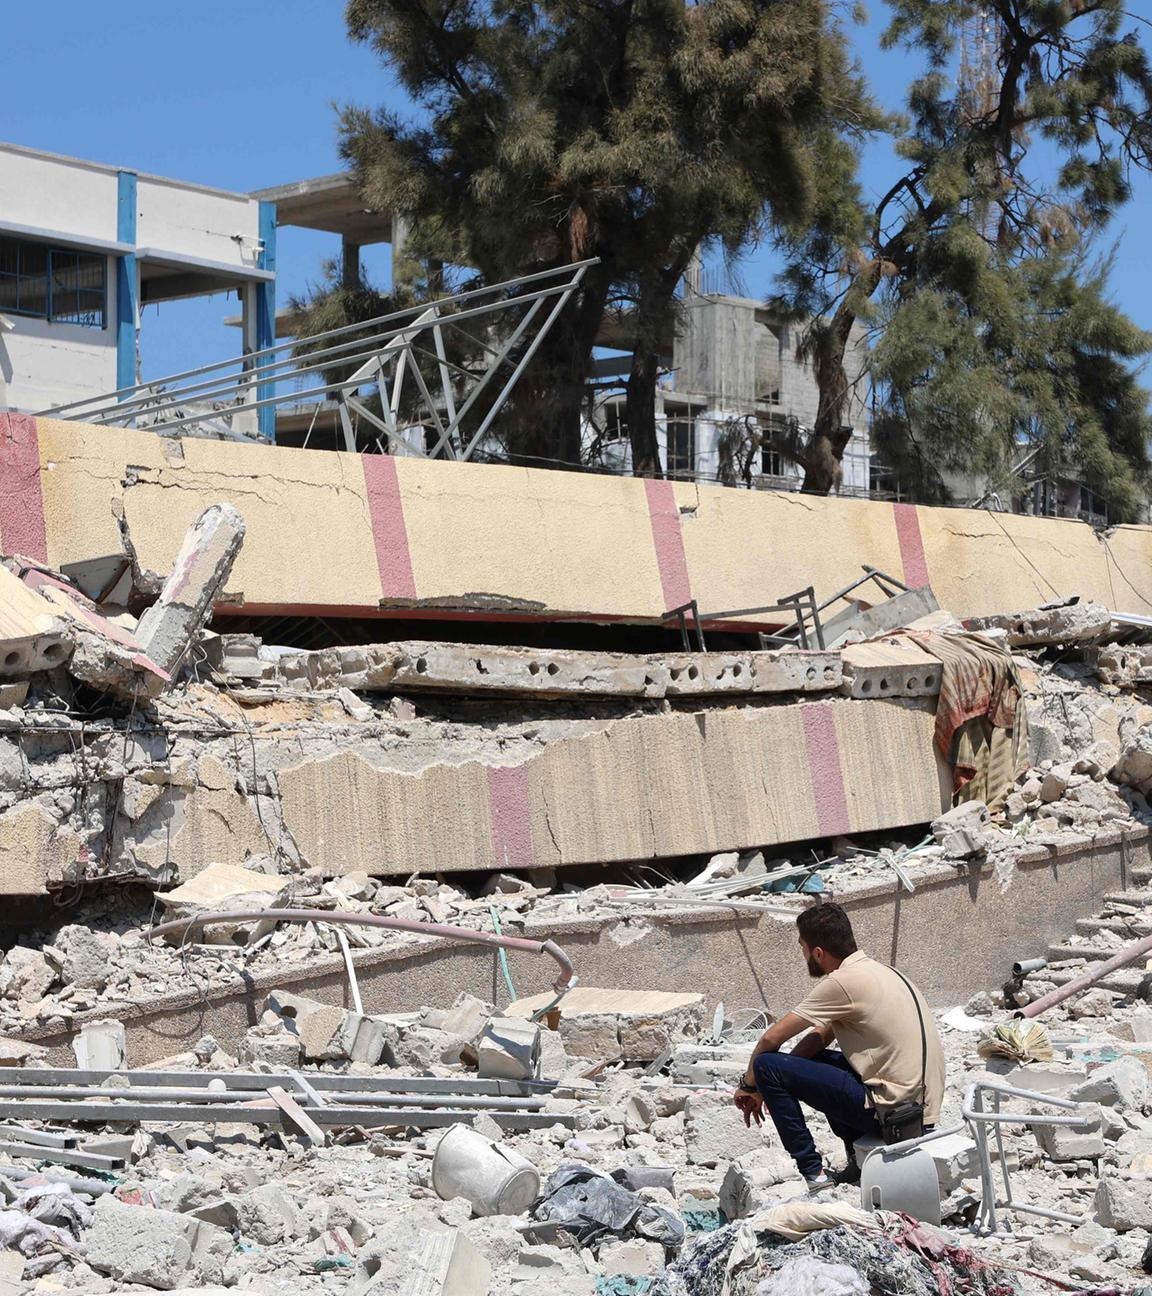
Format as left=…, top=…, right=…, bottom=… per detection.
left=38, top=260, right=596, bottom=455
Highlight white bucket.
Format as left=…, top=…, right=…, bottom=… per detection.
left=431, top=1123, right=541, bottom=1217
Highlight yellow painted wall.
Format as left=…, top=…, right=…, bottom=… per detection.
left=8, top=418, right=1152, bottom=623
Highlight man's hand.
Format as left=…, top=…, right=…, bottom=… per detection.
left=733, top=1088, right=763, bottom=1128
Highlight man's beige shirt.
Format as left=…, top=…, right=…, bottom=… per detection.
left=792, top=951, right=945, bottom=1123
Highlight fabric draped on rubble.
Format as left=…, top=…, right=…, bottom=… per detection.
left=650, top=1212, right=1022, bottom=1296
left=905, top=630, right=1031, bottom=808
left=532, top=1163, right=685, bottom=1248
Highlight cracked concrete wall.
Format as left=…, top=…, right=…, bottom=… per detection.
left=5, top=417, right=1149, bottom=626
left=0, top=692, right=950, bottom=891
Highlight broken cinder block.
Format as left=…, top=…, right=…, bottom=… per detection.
left=265, top=989, right=393, bottom=1064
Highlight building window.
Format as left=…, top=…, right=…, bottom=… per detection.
left=666, top=412, right=696, bottom=478
left=0, top=236, right=106, bottom=328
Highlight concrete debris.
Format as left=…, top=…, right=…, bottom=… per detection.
left=157, top=861, right=291, bottom=945
left=966, top=600, right=1114, bottom=646
left=0, top=566, right=72, bottom=678
left=264, top=989, right=394, bottom=1064
left=72, top=1018, right=126, bottom=1069
left=87, top=1194, right=231, bottom=1288
left=930, top=801, right=991, bottom=858
left=134, top=503, right=246, bottom=675
left=476, top=1017, right=541, bottom=1080
left=217, top=636, right=843, bottom=700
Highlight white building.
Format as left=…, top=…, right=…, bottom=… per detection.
left=0, top=142, right=276, bottom=435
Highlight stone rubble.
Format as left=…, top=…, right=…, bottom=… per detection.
left=3, top=572, right=1152, bottom=1293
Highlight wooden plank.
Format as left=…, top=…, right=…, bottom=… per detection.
left=267, top=1086, right=326, bottom=1148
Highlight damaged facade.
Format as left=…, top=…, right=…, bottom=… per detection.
left=1, top=412, right=1152, bottom=1293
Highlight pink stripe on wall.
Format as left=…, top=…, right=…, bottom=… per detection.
left=892, top=502, right=930, bottom=589
left=0, top=413, right=48, bottom=564
left=801, top=705, right=851, bottom=838
left=487, top=764, right=536, bottom=869
left=362, top=454, right=417, bottom=600
left=644, top=478, right=692, bottom=610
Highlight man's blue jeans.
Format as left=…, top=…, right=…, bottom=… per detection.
left=752, top=1048, right=880, bottom=1179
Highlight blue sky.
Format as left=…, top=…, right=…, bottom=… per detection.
left=4, top=0, right=1150, bottom=381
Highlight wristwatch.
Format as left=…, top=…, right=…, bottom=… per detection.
left=737, top=1080, right=758, bottom=1094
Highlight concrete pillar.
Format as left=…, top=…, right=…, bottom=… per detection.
left=341, top=240, right=361, bottom=289
left=115, top=172, right=138, bottom=402
left=133, top=503, right=246, bottom=675
left=256, top=201, right=277, bottom=442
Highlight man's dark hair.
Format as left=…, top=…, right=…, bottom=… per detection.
left=796, top=903, right=858, bottom=958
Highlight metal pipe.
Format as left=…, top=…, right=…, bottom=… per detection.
left=333, top=927, right=364, bottom=1015
left=1012, top=957, right=1047, bottom=977
left=1019, top=931, right=1152, bottom=1018
left=0, top=1084, right=546, bottom=1111
left=146, top=908, right=577, bottom=995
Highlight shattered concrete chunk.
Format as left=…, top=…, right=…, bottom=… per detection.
left=1095, top=1175, right=1152, bottom=1231
left=966, top=601, right=1113, bottom=646
left=87, top=1194, right=231, bottom=1289
left=157, top=860, right=290, bottom=945
left=134, top=503, right=246, bottom=675
left=265, top=989, right=393, bottom=1064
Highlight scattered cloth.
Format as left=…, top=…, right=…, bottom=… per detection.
left=750, top=1200, right=874, bottom=1243
left=755, top=1257, right=868, bottom=1296
left=906, top=630, right=1030, bottom=806
left=652, top=1218, right=1019, bottom=1296
left=533, top=1164, right=684, bottom=1249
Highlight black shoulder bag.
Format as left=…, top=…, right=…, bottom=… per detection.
left=877, top=966, right=927, bottom=1145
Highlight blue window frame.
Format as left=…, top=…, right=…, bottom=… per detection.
left=0, top=235, right=106, bottom=328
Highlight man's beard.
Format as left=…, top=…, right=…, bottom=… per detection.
left=807, top=955, right=824, bottom=978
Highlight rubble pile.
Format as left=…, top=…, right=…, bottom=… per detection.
left=0, top=934, right=1146, bottom=1295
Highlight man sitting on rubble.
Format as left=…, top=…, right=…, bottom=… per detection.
left=732, top=901, right=945, bottom=1192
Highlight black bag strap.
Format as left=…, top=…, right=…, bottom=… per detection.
left=889, top=965, right=927, bottom=1108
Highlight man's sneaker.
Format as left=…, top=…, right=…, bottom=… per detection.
left=804, top=1172, right=834, bottom=1194
left=832, top=1161, right=861, bottom=1187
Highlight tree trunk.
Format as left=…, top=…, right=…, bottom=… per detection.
left=502, top=261, right=613, bottom=469
left=626, top=349, right=662, bottom=476
left=801, top=302, right=860, bottom=494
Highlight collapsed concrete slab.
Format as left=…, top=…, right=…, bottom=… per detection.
left=840, top=637, right=943, bottom=700
left=275, top=699, right=951, bottom=876
left=220, top=638, right=844, bottom=700
left=966, top=602, right=1114, bottom=646
left=0, top=566, right=72, bottom=677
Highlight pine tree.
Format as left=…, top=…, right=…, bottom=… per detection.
left=335, top=0, right=872, bottom=472
left=869, top=245, right=1152, bottom=521
left=775, top=0, right=1152, bottom=496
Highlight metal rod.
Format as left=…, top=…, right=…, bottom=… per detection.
left=71, top=279, right=583, bottom=427
left=0, top=1068, right=553, bottom=1096
left=40, top=260, right=600, bottom=413
left=1019, top=932, right=1152, bottom=1017
left=333, top=927, right=364, bottom=1015
left=0, top=1101, right=571, bottom=1130
left=0, top=1084, right=547, bottom=1112
left=0, top=1140, right=123, bottom=1172
left=146, top=908, right=577, bottom=995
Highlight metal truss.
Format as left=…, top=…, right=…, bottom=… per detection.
left=38, top=260, right=596, bottom=455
